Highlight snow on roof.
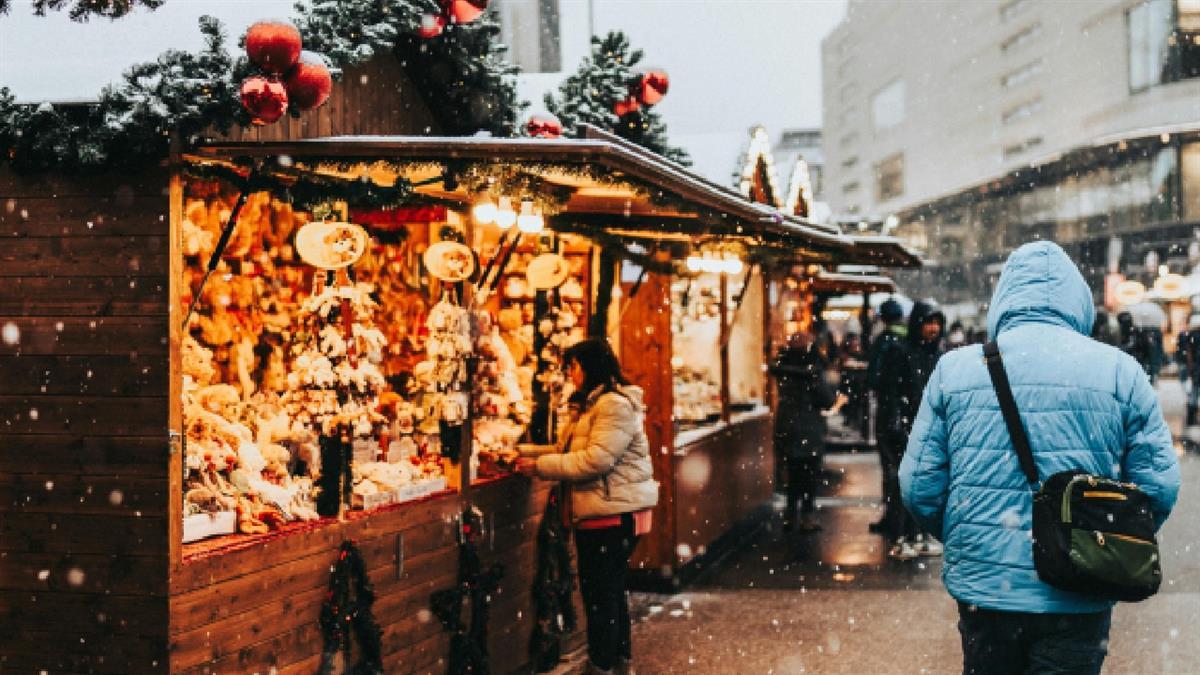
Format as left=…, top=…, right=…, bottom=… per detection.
left=0, top=0, right=295, bottom=103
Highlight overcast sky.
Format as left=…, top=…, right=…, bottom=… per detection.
left=0, top=0, right=847, bottom=181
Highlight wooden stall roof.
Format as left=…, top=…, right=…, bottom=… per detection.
left=809, top=271, right=897, bottom=295
left=191, top=127, right=920, bottom=267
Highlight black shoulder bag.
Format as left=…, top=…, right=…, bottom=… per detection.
left=983, top=341, right=1162, bottom=602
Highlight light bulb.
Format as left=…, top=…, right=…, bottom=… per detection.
left=517, top=213, right=544, bottom=233
left=472, top=201, right=497, bottom=225
left=495, top=196, right=516, bottom=230
left=725, top=257, right=744, bottom=276
left=686, top=256, right=703, bottom=272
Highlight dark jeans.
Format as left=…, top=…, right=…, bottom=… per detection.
left=958, top=602, right=1112, bottom=675
left=784, top=454, right=822, bottom=518
left=575, top=514, right=640, bottom=671
left=879, top=428, right=919, bottom=540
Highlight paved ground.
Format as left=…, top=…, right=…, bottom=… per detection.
left=623, top=382, right=1200, bottom=674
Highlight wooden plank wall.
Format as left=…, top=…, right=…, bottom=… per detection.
left=619, top=273, right=676, bottom=576
left=169, top=478, right=562, bottom=674
left=0, top=166, right=172, bottom=673
left=673, top=416, right=774, bottom=566
left=214, top=54, right=440, bottom=143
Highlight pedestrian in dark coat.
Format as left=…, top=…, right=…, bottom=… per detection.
left=888, top=300, right=947, bottom=559
left=770, top=332, right=839, bottom=531
left=866, top=298, right=909, bottom=534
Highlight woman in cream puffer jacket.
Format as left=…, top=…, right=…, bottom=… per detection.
left=517, top=338, right=658, bottom=675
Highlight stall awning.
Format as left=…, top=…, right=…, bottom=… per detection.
left=809, top=271, right=897, bottom=295
left=190, top=128, right=920, bottom=268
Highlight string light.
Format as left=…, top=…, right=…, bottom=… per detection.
left=494, top=196, right=516, bottom=230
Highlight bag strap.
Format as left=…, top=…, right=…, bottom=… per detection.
left=983, top=341, right=1041, bottom=487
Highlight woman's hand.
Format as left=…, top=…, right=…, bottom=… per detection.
left=514, top=457, right=539, bottom=478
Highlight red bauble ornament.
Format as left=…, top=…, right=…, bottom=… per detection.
left=635, top=69, right=670, bottom=106
left=417, top=13, right=446, bottom=38
left=443, top=0, right=489, bottom=24
left=524, top=112, right=563, bottom=139
left=613, top=96, right=641, bottom=118
left=284, top=52, right=332, bottom=111
left=245, top=20, right=302, bottom=74
left=240, top=76, right=288, bottom=125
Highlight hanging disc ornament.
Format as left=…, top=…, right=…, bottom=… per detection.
left=524, top=112, right=563, bottom=139
left=443, top=0, right=489, bottom=24
left=240, top=76, right=289, bottom=125
left=635, top=69, right=670, bottom=106
left=417, top=13, right=446, bottom=38
left=245, top=20, right=302, bottom=74
left=284, top=51, right=333, bottom=111
left=613, top=96, right=641, bottom=118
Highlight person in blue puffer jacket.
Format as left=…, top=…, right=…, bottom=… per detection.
left=899, top=241, right=1180, bottom=675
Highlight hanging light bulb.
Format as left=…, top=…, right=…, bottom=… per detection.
left=724, top=255, right=744, bottom=276
left=472, top=199, right=497, bottom=225
left=517, top=200, right=543, bottom=233
left=686, top=255, right=703, bottom=273
left=494, top=196, right=516, bottom=230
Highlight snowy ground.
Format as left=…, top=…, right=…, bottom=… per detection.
left=619, top=382, right=1200, bottom=674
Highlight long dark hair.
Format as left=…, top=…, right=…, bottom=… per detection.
left=562, top=338, right=629, bottom=403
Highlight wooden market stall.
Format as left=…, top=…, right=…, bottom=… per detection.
left=2, top=111, right=920, bottom=673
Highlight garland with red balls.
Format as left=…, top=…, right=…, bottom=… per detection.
left=318, top=540, right=384, bottom=675
left=239, top=20, right=333, bottom=125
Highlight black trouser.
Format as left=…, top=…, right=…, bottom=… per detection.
left=784, top=454, right=822, bottom=518
left=958, top=602, right=1111, bottom=675
left=879, top=428, right=919, bottom=540
left=575, top=514, right=640, bottom=671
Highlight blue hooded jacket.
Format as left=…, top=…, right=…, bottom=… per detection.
left=899, top=241, right=1180, bottom=613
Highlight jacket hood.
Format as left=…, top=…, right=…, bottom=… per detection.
left=907, top=301, right=946, bottom=344
left=986, top=241, right=1095, bottom=339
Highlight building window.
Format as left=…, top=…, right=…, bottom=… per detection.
left=841, top=156, right=859, bottom=168
left=1184, top=142, right=1200, bottom=220
left=1128, top=0, right=1200, bottom=93
left=1001, top=97, right=1043, bottom=124
left=875, top=154, right=904, bottom=201
left=1003, top=136, right=1044, bottom=159
left=1001, top=23, right=1042, bottom=53
left=1001, top=59, right=1044, bottom=88
left=871, top=80, right=905, bottom=132
left=842, top=181, right=861, bottom=194
left=1000, top=0, right=1033, bottom=22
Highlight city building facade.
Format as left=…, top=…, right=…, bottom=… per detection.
left=821, top=0, right=1200, bottom=310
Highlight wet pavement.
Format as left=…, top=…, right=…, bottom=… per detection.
left=623, top=382, right=1200, bottom=674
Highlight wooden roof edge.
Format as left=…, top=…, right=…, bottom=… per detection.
left=191, top=133, right=851, bottom=250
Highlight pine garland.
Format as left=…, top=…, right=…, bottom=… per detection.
left=529, top=489, right=576, bottom=672
left=0, top=2, right=525, bottom=172
left=546, top=32, right=690, bottom=166
left=319, top=540, right=384, bottom=675
left=0, top=0, right=164, bottom=22
left=182, top=159, right=418, bottom=211
left=432, top=509, right=505, bottom=675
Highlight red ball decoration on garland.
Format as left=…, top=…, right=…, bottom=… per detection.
left=417, top=13, right=446, bottom=38
left=635, top=69, right=670, bottom=106
left=524, top=112, right=563, bottom=139
left=240, top=76, right=288, bottom=125
left=613, top=96, right=641, bottom=118
left=442, top=0, right=489, bottom=24
left=245, top=20, right=302, bottom=74
left=284, top=52, right=333, bottom=111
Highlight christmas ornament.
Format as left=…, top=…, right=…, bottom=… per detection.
left=417, top=13, right=447, bottom=38
left=245, top=20, right=303, bottom=74
left=284, top=51, right=333, bottom=111
left=613, top=95, right=640, bottom=118
left=240, top=76, right=289, bottom=125
left=635, top=69, right=670, bottom=106
left=524, top=112, right=563, bottom=139
left=443, top=0, right=489, bottom=24
left=318, top=541, right=383, bottom=674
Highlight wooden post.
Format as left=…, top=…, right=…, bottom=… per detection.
left=719, top=272, right=731, bottom=423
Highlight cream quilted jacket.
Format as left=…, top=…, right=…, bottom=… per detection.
left=534, top=385, right=659, bottom=522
